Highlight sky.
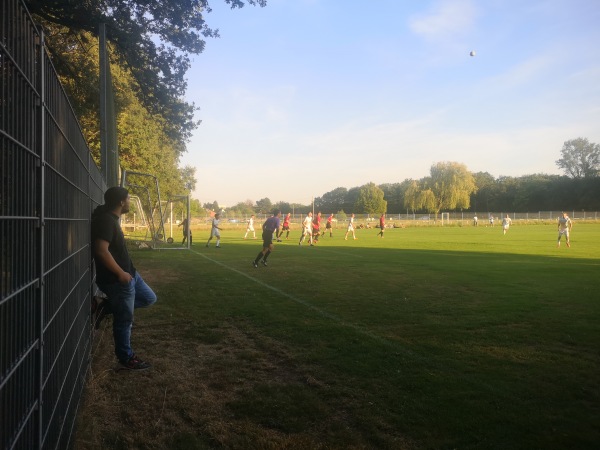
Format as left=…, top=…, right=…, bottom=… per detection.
left=180, top=0, right=600, bottom=207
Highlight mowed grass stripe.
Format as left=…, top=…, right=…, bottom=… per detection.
left=76, top=223, right=600, bottom=449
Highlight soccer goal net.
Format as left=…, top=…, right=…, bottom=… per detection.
left=121, top=170, right=190, bottom=250
left=441, top=212, right=450, bottom=225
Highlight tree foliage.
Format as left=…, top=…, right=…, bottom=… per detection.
left=403, top=180, right=421, bottom=213
left=26, top=0, right=266, bottom=145
left=254, top=198, right=272, bottom=214
left=555, top=138, right=600, bottom=178
left=354, top=182, right=387, bottom=215
left=314, top=187, right=348, bottom=213
left=419, top=162, right=477, bottom=216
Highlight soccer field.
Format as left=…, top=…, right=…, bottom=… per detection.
left=76, top=223, right=600, bottom=449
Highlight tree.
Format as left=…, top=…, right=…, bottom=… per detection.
left=471, top=172, right=496, bottom=212
left=556, top=138, right=600, bottom=178
left=314, top=187, right=348, bottom=213
left=203, top=201, right=219, bottom=212
left=254, top=198, right=272, bottom=214
left=343, top=187, right=361, bottom=213
left=403, top=180, right=421, bottom=214
left=354, top=182, right=387, bottom=215
left=26, top=0, right=267, bottom=146
left=379, top=182, right=406, bottom=213
left=273, top=201, right=292, bottom=214
left=179, top=166, right=197, bottom=193
left=420, top=162, right=477, bottom=218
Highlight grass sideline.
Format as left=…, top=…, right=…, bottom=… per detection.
left=75, top=224, right=600, bottom=449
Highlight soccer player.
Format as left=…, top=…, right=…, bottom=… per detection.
left=324, top=213, right=334, bottom=237
left=244, top=214, right=256, bottom=239
left=489, top=215, right=494, bottom=227
left=377, top=213, right=385, bottom=238
left=178, top=218, right=192, bottom=246
left=502, top=214, right=512, bottom=235
left=312, top=211, right=322, bottom=243
left=206, top=213, right=222, bottom=247
left=253, top=210, right=282, bottom=267
left=299, top=211, right=314, bottom=246
left=277, top=213, right=291, bottom=241
left=557, top=212, right=573, bottom=248
left=473, top=214, right=478, bottom=226
left=91, top=187, right=157, bottom=370
left=344, top=213, right=357, bottom=240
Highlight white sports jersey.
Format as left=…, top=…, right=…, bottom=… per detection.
left=558, top=216, right=571, bottom=231
left=303, top=215, right=312, bottom=230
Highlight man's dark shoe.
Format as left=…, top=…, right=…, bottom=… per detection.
left=118, top=354, right=151, bottom=371
left=261, top=260, right=268, bottom=266
left=252, top=261, right=258, bottom=268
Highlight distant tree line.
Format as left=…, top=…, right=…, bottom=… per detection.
left=210, top=139, right=600, bottom=216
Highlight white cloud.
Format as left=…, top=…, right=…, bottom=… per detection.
left=409, top=0, right=479, bottom=42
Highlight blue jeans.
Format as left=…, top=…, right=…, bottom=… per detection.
left=97, top=272, right=157, bottom=363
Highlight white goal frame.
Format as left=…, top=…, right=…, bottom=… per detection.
left=441, top=212, right=450, bottom=226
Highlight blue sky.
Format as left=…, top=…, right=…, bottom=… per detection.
left=180, top=0, right=600, bottom=207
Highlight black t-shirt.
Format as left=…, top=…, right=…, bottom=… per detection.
left=91, top=211, right=136, bottom=284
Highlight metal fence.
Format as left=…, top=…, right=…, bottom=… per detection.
left=1, top=1, right=106, bottom=449
left=212, top=211, right=600, bottom=228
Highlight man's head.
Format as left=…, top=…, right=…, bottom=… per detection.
left=273, top=210, right=281, bottom=217
left=104, top=187, right=130, bottom=214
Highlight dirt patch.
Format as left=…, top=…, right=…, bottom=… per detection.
left=74, top=316, right=406, bottom=449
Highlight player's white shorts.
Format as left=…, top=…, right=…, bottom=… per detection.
left=246, top=225, right=255, bottom=232
left=347, top=224, right=354, bottom=231
left=558, top=229, right=569, bottom=238
left=503, top=224, right=510, bottom=230
left=211, top=229, right=220, bottom=238
left=303, top=227, right=312, bottom=235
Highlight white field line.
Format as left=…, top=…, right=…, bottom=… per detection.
left=191, top=249, right=392, bottom=347
left=189, top=249, right=514, bottom=390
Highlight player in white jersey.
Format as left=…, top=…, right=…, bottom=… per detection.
left=502, top=214, right=512, bottom=235
left=344, top=213, right=357, bottom=240
left=206, top=213, right=222, bottom=247
left=557, top=212, right=572, bottom=248
left=244, top=215, right=256, bottom=239
left=299, top=212, right=313, bottom=246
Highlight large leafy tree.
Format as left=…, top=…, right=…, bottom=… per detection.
left=254, top=198, right=272, bottom=214
left=556, top=138, right=600, bottom=178
left=471, top=171, right=496, bottom=213
left=314, top=187, right=348, bottom=213
left=403, top=180, right=421, bottom=214
left=418, top=162, right=477, bottom=218
left=25, top=0, right=266, bottom=146
left=378, top=182, right=407, bottom=213
left=354, top=182, right=387, bottom=215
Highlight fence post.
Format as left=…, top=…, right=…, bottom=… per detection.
left=36, top=28, right=46, bottom=450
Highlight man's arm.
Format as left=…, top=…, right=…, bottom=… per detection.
left=94, top=239, right=133, bottom=284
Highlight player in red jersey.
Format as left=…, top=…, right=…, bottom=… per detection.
left=324, top=213, right=334, bottom=237
left=277, top=212, right=291, bottom=241
left=377, top=213, right=385, bottom=238
left=312, top=211, right=322, bottom=243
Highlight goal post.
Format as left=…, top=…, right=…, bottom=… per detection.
left=441, top=212, right=450, bottom=226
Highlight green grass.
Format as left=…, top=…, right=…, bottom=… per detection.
left=76, top=223, right=600, bottom=449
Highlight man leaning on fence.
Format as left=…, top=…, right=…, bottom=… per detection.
left=91, top=186, right=157, bottom=370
